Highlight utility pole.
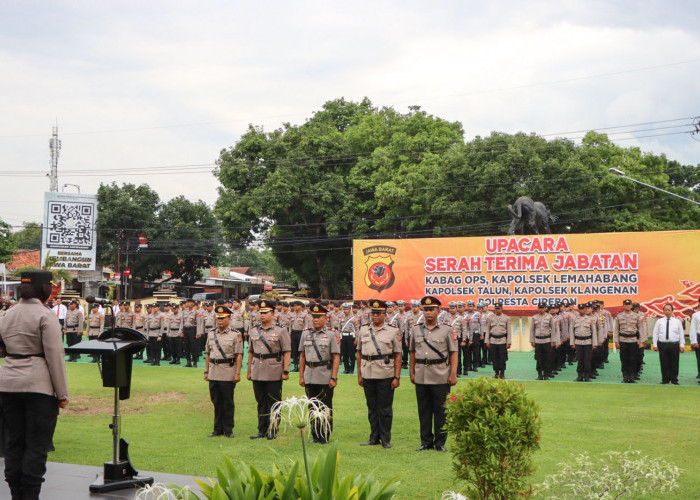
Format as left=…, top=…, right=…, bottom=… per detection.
left=48, top=124, right=61, bottom=192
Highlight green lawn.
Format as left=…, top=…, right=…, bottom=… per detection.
left=51, top=352, right=700, bottom=499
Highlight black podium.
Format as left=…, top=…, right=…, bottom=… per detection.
left=66, top=327, right=154, bottom=493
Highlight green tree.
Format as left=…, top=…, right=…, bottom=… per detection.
left=0, top=218, right=17, bottom=263
left=11, top=221, right=42, bottom=250
left=156, top=196, right=221, bottom=286
left=215, top=98, right=464, bottom=297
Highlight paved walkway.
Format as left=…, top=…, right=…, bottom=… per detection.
left=0, top=459, right=202, bottom=499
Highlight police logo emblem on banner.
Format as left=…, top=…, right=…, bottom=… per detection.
left=363, top=245, right=397, bottom=292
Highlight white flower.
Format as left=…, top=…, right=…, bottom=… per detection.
left=269, top=396, right=332, bottom=438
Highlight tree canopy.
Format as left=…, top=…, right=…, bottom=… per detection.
left=11, top=221, right=41, bottom=250
left=0, top=218, right=17, bottom=264
left=215, top=98, right=700, bottom=298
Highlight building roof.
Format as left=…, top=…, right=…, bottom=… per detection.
left=6, top=250, right=41, bottom=271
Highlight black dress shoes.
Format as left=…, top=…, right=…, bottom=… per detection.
left=381, top=442, right=391, bottom=449
left=223, top=433, right=234, bottom=438
left=207, top=432, right=222, bottom=437
left=416, top=445, right=433, bottom=451
left=435, top=445, right=447, bottom=453
left=360, top=440, right=380, bottom=446
left=249, top=433, right=265, bottom=439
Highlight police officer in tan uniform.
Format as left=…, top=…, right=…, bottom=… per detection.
left=299, top=304, right=340, bottom=444
left=530, top=300, right=560, bottom=380
left=289, top=301, right=312, bottom=372
left=144, top=303, right=164, bottom=366
left=182, top=298, right=199, bottom=368
left=572, top=302, right=599, bottom=382
left=485, top=302, right=511, bottom=379
left=63, top=300, right=84, bottom=362
left=445, top=301, right=463, bottom=376
left=86, top=302, right=104, bottom=363
left=339, top=303, right=359, bottom=374
left=132, top=303, right=146, bottom=360
left=357, top=299, right=402, bottom=449
left=204, top=306, right=243, bottom=438
left=410, top=296, right=458, bottom=452
left=197, top=302, right=216, bottom=344
left=247, top=300, right=291, bottom=440
left=0, top=271, right=69, bottom=500
left=165, top=303, right=184, bottom=365
left=614, top=299, right=645, bottom=383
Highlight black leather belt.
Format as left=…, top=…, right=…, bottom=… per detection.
left=210, top=358, right=235, bottom=365
left=575, top=335, right=592, bottom=340
left=6, top=352, right=45, bottom=359
left=362, top=354, right=390, bottom=361
left=535, top=335, right=551, bottom=339
left=490, top=333, right=506, bottom=339
left=415, top=358, right=447, bottom=365
left=306, top=361, right=330, bottom=368
left=619, top=333, right=637, bottom=338
left=255, top=352, right=280, bottom=360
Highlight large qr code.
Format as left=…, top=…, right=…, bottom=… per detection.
left=46, top=202, right=94, bottom=249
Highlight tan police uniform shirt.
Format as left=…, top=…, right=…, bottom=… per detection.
left=133, top=310, right=146, bottom=332
left=206, top=327, right=244, bottom=381
left=614, top=311, right=643, bottom=343
left=299, top=328, right=340, bottom=385
left=410, top=323, right=458, bottom=384
left=530, top=313, right=560, bottom=344
left=230, top=308, right=245, bottom=332
left=485, top=314, right=511, bottom=344
left=87, top=310, right=104, bottom=337
left=446, top=313, right=463, bottom=341
left=146, top=311, right=163, bottom=338
left=182, top=308, right=198, bottom=329
left=64, top=308, right=84, bottom=334
left=356, top=324, right=402, bottom=379
left=290, top=311, right=312, bottom=331
left=116, top=310, right=135, bottom=329
left=339, top=312, right=359, bottom=338
left=572, top=315, right=599, bottom=346
left=164, top=310, right=183, bottom=338
left=0, top=298, right=69, bottom=399
left=197, top=309, right=216, bottom=337
left=249, top=324, right=291, bottom=381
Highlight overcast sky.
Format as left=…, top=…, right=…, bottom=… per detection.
left=1, top=0, right=698, bottom=229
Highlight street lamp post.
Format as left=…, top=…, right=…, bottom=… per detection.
left=608, top=168, right=700, bottom=207
left=63, top=183, right=81, bottom=193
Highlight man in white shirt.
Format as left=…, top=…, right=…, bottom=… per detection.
left=689, top=298, right=700, bottom=384
left=652, top=304, right=685, bottom=385
left=51, top=297, right=67, bottom=327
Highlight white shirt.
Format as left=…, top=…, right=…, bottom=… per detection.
left=652, top=316, right=685, bottom=348
left=690, top=311, right=700, bottom=345
left=52, top=303, right=67, bottom=320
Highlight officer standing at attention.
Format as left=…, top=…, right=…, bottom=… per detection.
left=299, top=304, right=340, bottom=444
left=204, top=305, right=243, bottom=438
left=614, top=299, right=644, bottom=383
left=403, top=300, right=423, bottom=368
left=572, top=303, right=599, bottom=382
left=167, top=303, right=184, bottom=365
left=410, top=296, right=458, bottom=452
left=132, top=303, right=146, bottom=360
left=197, top=302, right=216, bottom=344
left=289, top=301, right=312, bottom=372
left=339, top=302, right=359, bottom=374
left=652, top=303, right=685, bottom=385
left=182, top=298, right=199, bottom=368
left=63, top=300, right=84, bottom=362
left=357, top=299, right=402, bottom=449
left=0, top=271, right=69, bottom=500
left=463, top=300, right=480, bottom=373
left=247, top=300, right=291, bottom=440
left=86, top=302, right=104, bottom=363
left=145, top=303, right=164, bottom=366
left=485, top=302, right=511, bottom=379
left=530, top=300, right=559, bottom=380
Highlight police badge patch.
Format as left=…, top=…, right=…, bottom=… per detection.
left=363, top=245, right=397, bottom=293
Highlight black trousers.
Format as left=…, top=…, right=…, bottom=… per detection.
left=363, top=378, right=395, bottom=445
left=490, top=343, right=507, bottom=373
left=148, top=337, right=162, bottom=365
left=340, top=335, right=355, bottom=373
left=169, top=336, right=182, bottom=361
left=402, top=336, right=410, bottom=368
left=183, top=326, right=198, bottom=364
left=658, top=342, right=680, bottom=383
left=470, top=333, right=482, bottom=368
left=619, top=341, right=638, bottom=379
left=66, top=330, right=81, bottom=360
left=291, top=330, right=302, bottom=368
left=209, top=380, right=235, bottom=435
left=694, top=345, right=700, bottom=377
left=0, top=392, right=58, bottom=496
left=252, top=380, right=282, bottom=435
left=415, top=383, right=450, bottom=448
left=481, top=334, right=491, bottom=363
left=304, top=384, right=334, bottom=442
left=460, top=342, right=470, bottom=372
left=534, top=342, right=551, bottom=375
left=575, top=344, right=592, bottom=376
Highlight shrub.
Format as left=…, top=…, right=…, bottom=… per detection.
left=535, top=450, right=681, bottom=499
left=444, top=377, right=541, bottom=500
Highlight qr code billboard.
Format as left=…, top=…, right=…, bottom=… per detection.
left=46, top=201, right=94, bottom=249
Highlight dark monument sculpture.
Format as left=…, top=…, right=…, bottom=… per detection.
left=507, top=196, right=557, bottom=235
